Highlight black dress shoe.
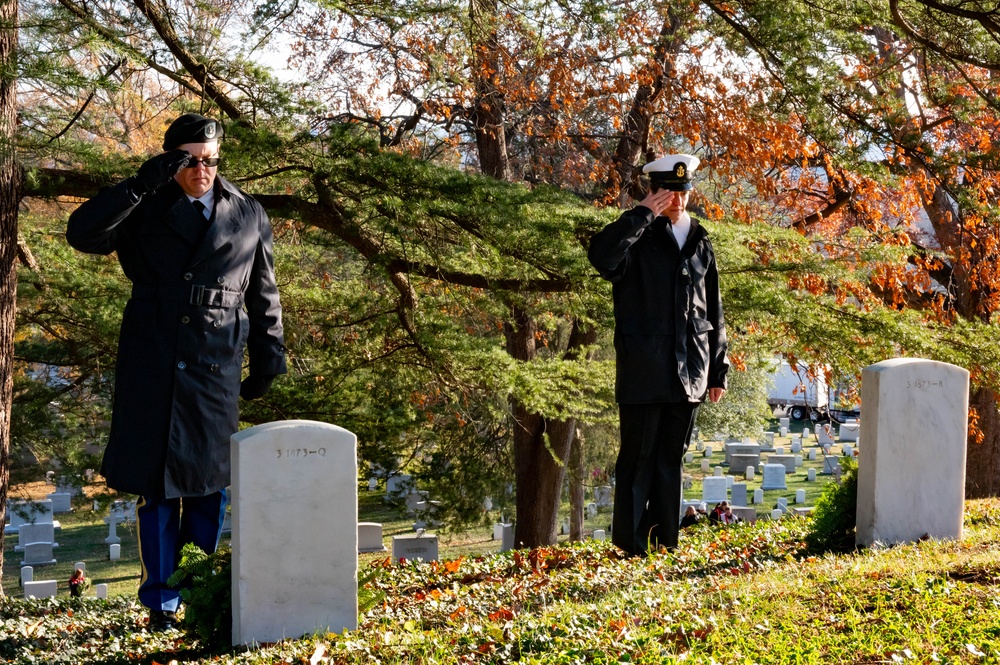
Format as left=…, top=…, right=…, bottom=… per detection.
left=148, top=609, right=178, bottom=632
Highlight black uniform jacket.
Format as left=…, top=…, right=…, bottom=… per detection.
left=66, top=176, right=287, bottom=499
left=588, top=206, right=729, bottom=404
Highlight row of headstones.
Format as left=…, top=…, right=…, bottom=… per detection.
left=772, top=418, right=860, bottom=442
left=700, top=474, right=813, bottom=506
left=691, top=446, right=852, bottom=472
left=7, top=500, right=63, bottom=567
left=21, top=561, right=110, bottom=600
left=14, top=500, right=135, bottom=568
left=695, top=434, right=858, bottom=463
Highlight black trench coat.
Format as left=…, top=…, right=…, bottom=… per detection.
left=588, top=207, right=729, bottom=404
left=66, top=176, right=287, bottom=499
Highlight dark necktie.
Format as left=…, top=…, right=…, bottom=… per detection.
left=192, top=200, right=209, bottom=220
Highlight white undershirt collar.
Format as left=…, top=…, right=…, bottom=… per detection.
left=186, top=188, right=215, bottom=219
left=670, top=211, right=691, bottom=248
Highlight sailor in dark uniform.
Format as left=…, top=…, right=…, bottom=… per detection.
left=588, top=154, right=729, bottom=555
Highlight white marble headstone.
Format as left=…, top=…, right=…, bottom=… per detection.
left=700, top=459, right=710, bottom=473
left=22, top=542, right=56, bottom=566
left=23, top=580, right=57, bottom=599
left=731, top=483, right=748, bottom=507
left=94, top=583, right=108, bottom=599
left=358, top=523, right=387, bottom=553
left=745, top=466, right=755, bottom=481
left=807, top=468, right=817, bottom=482
left=761, top=464, right=787, bottom=490
left=795, top=489, right=806, bottom=504
left=109, top=543, right=120, bottom=561
left=231, top=420, right=358, bottom=646
left=713, top=466, right=723, bottom=477
left=729, top=454, right=758, bottom=477
left=839, top=422, right=860, bottom=441
left=701, top=477, right=729, bottom=503
left=767, top=455, right=796, bottom=473
left=856, top=359, right=968, bottom=547
left=6, top=500, right=54, bottom=535
left=20, top=566, right=32, bottom=585
left=47, top=492, right=73, bottom=513
left=817, top=425, right=836, bottom=446
left=779, top=417, right=790, bottom=429
left=752, top=488, right=764, bottom=504
left=15, top=523, right=58, bottom=552
left=393, top=532, right=440, bottom=560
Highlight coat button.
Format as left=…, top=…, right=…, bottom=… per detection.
left=181, top=316, right=190, bottom=324
left=177, top=361, right=187, bottom=370
left=183, top=272, right=193, bottom=281
left=210, top=363, right=219, bottom=372
left=213, top=320, right=222, bottom=328
left=681, top=268, right=689, bottom=276
left=217, top=276, right=225, bottom=284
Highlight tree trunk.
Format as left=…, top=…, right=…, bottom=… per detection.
left=568, top=427, right=585, bottom=541
left=469, top=0, right=511, bottom=181
left=967, top=386, right=1000, bottom=498
left=606, top=9, right=685, bottom=206
left=0, top=0, right=20, bottom=596
left=506, top=312, right=596, bottom=547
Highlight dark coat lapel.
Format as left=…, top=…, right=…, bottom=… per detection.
left=188, top=177, right=246, bottom=269
left=160, top=186, right=206, bottom=248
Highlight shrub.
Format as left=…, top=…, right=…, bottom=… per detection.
left=804, top=456, right=858, bottom=554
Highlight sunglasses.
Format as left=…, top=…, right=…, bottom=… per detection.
left=185, top=157, right=221, bottom=168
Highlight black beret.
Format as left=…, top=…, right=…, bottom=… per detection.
left=162, top=113, right=224, bottom=150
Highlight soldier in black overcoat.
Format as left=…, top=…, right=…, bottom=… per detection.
left=66, top=113, right=287, bottom=630
left=588, top=154, right=729, bottom=556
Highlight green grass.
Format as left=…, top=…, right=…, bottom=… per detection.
left=2, top=499, right=999, bottom=664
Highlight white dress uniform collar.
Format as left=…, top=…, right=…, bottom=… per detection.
left=671, top=211, right=692, bottom=248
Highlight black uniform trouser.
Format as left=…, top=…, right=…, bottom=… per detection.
left=612, top=402, right=699, bottom=556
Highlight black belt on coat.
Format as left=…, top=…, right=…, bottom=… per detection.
left=131, top=283, right=245, bottom=309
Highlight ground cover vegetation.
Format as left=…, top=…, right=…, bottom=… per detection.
left=6, top=0, right=1000, bottom=581
left=2, top=497, right=999, bottom=664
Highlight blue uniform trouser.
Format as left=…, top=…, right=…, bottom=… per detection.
left=612, top=402, right=699, bottom=556
left=136, top=490, right=228, bottom=612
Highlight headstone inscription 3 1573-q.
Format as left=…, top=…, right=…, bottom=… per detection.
left=231, top=420, right=358, bottom=646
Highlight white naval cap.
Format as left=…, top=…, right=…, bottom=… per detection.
left=642, top=153, right=700, bottom=191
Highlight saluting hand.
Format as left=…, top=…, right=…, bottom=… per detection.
left=130, top=149, right=192, bottom=198
left=638, top=189, right=677, bottom=218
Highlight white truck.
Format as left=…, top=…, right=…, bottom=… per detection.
left=767, top=360, right=829, bottom=421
